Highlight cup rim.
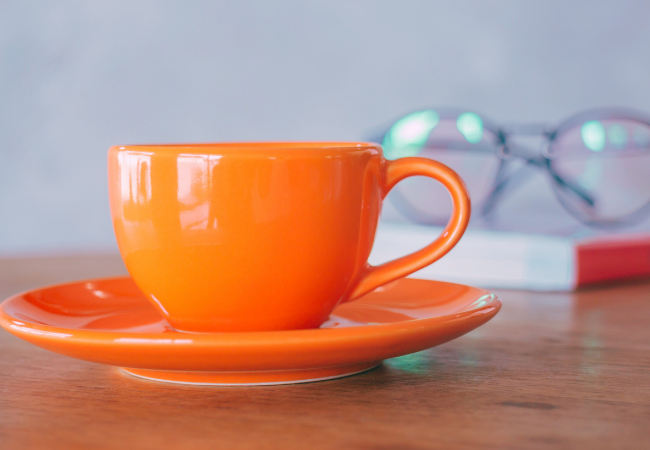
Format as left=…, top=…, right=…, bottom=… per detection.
left=110, top=141, right=382, bottom=153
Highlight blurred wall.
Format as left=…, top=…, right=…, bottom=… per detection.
left=1, top=0, right=649, bottom=254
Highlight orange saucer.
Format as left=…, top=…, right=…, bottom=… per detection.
left=0, top=277, right=500, bottom=385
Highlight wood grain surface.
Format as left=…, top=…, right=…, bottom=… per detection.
left=1, top=255, right=649, bottom=450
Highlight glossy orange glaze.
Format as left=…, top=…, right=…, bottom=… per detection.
left=108, top=142, right=470, bottom=332
left=0, top=277, right=500, bottom=385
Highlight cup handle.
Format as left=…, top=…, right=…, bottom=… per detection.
left=349, top=157, right=471, bottom=301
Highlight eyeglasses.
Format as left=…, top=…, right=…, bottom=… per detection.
left=370, top=107, right=650, bottom=228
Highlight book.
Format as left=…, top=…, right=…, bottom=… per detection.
left=369, top=221, right=650, bottom=291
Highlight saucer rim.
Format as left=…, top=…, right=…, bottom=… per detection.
left=0, top=275, right=500, bottom=341
left=0, top=276, right=501, bottom=374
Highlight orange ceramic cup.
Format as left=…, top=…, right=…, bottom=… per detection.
left=108, top=142, right=470, bottom=332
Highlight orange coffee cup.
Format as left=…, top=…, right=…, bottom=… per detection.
left=108, top=142, right=470, bottom=332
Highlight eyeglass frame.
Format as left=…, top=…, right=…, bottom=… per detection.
left=369, top=107, right=650, bottom=228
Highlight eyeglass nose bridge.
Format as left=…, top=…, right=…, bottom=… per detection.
left=500, top=123, right=550, bottom=136
left=499, top=125, right=557, bottom=161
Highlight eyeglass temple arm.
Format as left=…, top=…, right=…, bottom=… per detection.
left=481, top=155, right=596, bottom=216
left=546, top=164, right=596, bottom=207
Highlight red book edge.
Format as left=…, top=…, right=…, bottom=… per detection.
left=576, top=233, right=650, bottom=287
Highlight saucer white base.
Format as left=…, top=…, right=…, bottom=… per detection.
left=121, top=361, right=381, bottom=386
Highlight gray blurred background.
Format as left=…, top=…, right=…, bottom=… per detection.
left=1, top=0, right=649, bottom=255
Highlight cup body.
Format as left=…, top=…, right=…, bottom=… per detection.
left=108, top=143, right=384, bottom=332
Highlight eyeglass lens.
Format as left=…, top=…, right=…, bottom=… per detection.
left=382, top=110, right=501, bottom=225
left=550, top=118, right=650, bottom=222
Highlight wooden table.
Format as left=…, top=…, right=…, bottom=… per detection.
left=1, top=255, right=649, bottom=449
